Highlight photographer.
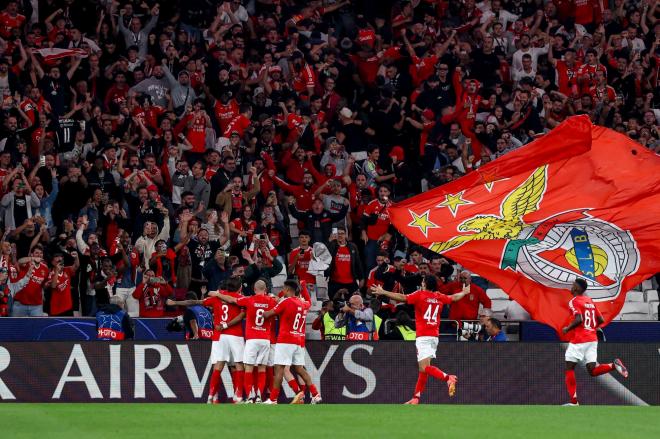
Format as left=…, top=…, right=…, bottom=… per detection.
left=381, top=310, right=417, bottom=341
left=132, top=269, right=173, bottom=317
left=334, top=293, right=374, bottom=337
left=312, top=300, right=346, bottom=340
left=485, top=318, right=508, bottom=342
left=460, top=309, right=493, bottom=342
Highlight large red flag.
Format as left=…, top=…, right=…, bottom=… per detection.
left=389, top=115, right=660, bottom=335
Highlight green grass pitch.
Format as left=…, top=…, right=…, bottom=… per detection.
left=1, top=404, right=658, bottom=438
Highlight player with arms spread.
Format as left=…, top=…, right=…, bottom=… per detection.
left=212, top=279, right=276, bottom=403
left=168, top=277, right=246, bottom=404
left=562, top=278, right=628, bottom=406
left=263, top=279, right=321, bottom=404
left=372, top=275, right=469, bottom=404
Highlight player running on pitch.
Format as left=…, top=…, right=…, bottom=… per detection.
left=562, top=278, right=628, bottom=406
left=212, top=279, right=276, bottom=403
left=372, top=275, right=469, bottom=404
left=168, top=277, right=246, bottom=404
left=263, top=279, right=321, bottom=404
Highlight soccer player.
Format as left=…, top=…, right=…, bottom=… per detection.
left=167, top=277, right=246, bottom=404
left=562, top=278, right=628, bottom=406
left=371, top=275, right=470, bottom=404
left=212, top=279, right=276, bottom=403
left=263, top=280, right=321, bottom=404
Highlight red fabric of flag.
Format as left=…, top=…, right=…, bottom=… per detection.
left=389, top=115, right=660, bottom=336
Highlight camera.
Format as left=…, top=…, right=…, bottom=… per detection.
left=460, top=322, right=482, bottom=339
left=166, top=315, right=184, bottom=332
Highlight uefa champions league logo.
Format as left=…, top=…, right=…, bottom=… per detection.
left=508, top=213, right=640, bottom=301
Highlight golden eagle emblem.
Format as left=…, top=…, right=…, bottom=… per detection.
left=430, top=166, right=548, bottom=253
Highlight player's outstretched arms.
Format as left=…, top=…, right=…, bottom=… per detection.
left=370, top=285, right=407, bottom=302
left=450, top=284, right=471, bottom=302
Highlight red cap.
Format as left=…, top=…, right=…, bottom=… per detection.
left=422, top=109, right=435, bottom=121
left=389, top=146, right=405, bottom=161
left=146, top=184, right=158, bottom=192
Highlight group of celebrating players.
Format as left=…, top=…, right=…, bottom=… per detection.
left=170, top=274, right=629, bottom=405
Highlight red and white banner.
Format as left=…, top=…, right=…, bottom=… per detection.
left=33, top=48, right=88, bottom=62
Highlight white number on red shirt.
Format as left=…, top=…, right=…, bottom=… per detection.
left=423, top=304, right=440, bottom=324
left=221, top=304, right=229, bottom=321
left=255, top=309, right=265, bottom=327
left=293, top=312, right=304, bottom=331
left=583, top=309, right=596, bottom=329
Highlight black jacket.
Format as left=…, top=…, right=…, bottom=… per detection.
left=325, top=240, right=364, bottom=281
left=288, top=202, right=349, bottom=244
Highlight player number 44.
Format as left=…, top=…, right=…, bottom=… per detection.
left=423, top=304, right=439, bottom=324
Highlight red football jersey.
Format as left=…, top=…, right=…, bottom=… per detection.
left=12, top=262, right=49, bottom=306
left=48, top=267, right=74, bottom=316
left=406, top=289, right=453, bottom=337
left=363, top=199, right=392, bottom=241
left=567, top=295, right=602, bottom=344
left=273, top=296, right=310, bottom=346
left=204, top=292, right=244, bottom=339
left=236, top=294, right=276, bottom=340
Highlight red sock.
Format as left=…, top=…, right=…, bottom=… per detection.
left=270, top=387, right=280, bottom=402
left=257, top=371, right=267, bottom=397
left=413, top=372, right=428, bottom=398
left=244, top=371, right=254, bottom=398
left=208, top=369, right=221, bottom=399
left=565, top=370, right=578, bottom=404
left=288, top=379, right=300, bottom=393
left=253, top=369, right=259, bottom=395
left=265, top=367, right=274, bottom=393
left=300, top=383, right=308, bottom=395
left=590, top=363, right=614, bottom=377
left=234, top=371, right=245, bottom=398
left=309, top=384, right=319, bottom=397
left=424, top=366, right=449, bottom=382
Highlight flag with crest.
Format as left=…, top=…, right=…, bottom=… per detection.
left=389, top=115, right=660, bottom=335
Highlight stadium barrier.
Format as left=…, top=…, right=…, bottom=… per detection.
left=0, top=341, right=657, bottom=404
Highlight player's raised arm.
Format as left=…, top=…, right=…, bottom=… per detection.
left=300, top=280, right=311, bottom=303
left=449, top=284, right=471, bottom=302
left=371, top=285, right=407, bottom=302
left=214, top=292, right=238, bottom=304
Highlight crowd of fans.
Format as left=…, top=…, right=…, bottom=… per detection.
left=0, top=1, right=657, bottom=330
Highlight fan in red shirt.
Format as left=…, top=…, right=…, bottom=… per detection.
left=361, top=185, right=393, bottom=270
left=440, top=271, right=492, bottom=322
left=213, top=93, right=239, bottom=135
left=0, top=2, right=25, bottom=39
left=131, top=270, right=172, bottom=318
left=288, top=231, right=315, bottom=285
left=372, top=275, right=469, bottom=404
left=47, top=253, right=79, bottom=316
left=12, top=246, right=50, bottom=314
left=264, top=280, right=321, bottom=404
left=561, top=279, right=628, bottom=406
left=213, top=279, right=276, bottom=403
left=223, top=103, right=252, bottom=137
left=179, top=101, right=211, bottom=154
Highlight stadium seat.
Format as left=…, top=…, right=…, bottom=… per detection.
left=625, top=291, right=644, bottom=302
left=641, top=279, right=654, bottom=290
left=645, top=290, right=659, bottom=302
left=649, top=302, right=659, bottom=320
left=617, top=302, right=650, bottom=320
left=487, top=288, right=509, bottom=300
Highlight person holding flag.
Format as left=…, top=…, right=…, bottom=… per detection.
left=371, top=275, right=470, bottom=404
